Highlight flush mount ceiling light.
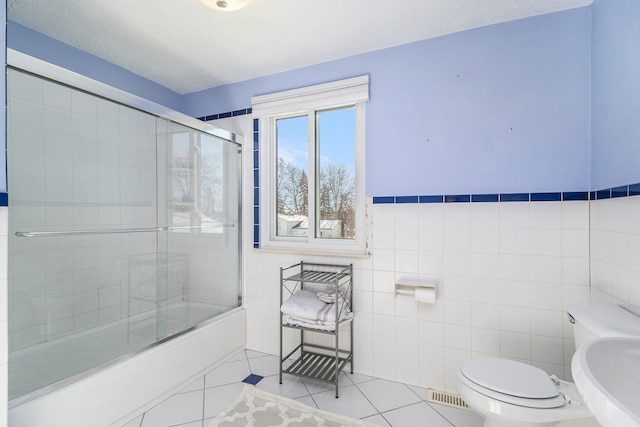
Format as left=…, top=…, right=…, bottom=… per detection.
left=200, top=0, right=252, bottom=12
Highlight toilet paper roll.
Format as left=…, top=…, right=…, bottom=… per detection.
left=414, top=286, right=436, bottom=304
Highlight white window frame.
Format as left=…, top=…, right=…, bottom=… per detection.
left=252, top=76, right=368, bottom=255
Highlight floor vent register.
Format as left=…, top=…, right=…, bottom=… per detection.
left=427, top=389, right=470, bottom=410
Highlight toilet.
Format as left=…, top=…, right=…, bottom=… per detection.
left=457, top=303, right=640, bottom=427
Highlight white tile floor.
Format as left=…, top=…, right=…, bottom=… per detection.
left=122, top=350, right=484, bottom=427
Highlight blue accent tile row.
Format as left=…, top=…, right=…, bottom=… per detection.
left=563, top=192, right=589, bottom=201
left=530, top=192, right=561, bottom=202
left=396, top=196, right=418, bottom=204
left=372, top=196, right=395, bottom=204
left=253, top=118, right=260, bottom=248
left=592, top=182, right=640, bottom=200
left=0, top=193, right=7, bottom=207
left=420, top=195, right=443, bottom=203
left=611, top=186, right=628, bottom=198
left=196, top=107, right=253, bottom=122
left=370, top=189, right=626, bottom=204
left=500, top=193, right=529, bottom=202
left=445, top=194, right=470, bottom=203
left=472, top=194, right=499, bottom=203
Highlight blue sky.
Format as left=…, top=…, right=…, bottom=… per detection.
left=276, top=107, right=356, bottom=174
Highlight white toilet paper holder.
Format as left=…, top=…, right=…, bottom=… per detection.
left=395, top=278, right=437, bottom=302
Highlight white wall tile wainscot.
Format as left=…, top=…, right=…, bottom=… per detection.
left=243, top=196, right=591, bottom=394
left=590, top=195, right=640, bottom=311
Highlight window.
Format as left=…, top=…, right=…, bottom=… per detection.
left=167, top=125, right=230, bottom=235
left=252, top=76, right=368, bottom=254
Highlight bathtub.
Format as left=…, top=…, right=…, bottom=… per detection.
left=8, top=307, right=246, bottom=427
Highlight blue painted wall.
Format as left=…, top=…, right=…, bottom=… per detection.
left=8, top=6, right=624, bottom=197
left=591, top=0, right=640, bottom=190
left=182, top=9, right=592, bottom=197
left=7, top=22, right=182, bottom=112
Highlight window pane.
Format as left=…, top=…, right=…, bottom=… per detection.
left=316, top=107, right=356, bottom=240
left=199, top=134, right=224, bottom=234
left=275, top=115, right=308, bottom=237
left=169, top=130, right=194, bottom=230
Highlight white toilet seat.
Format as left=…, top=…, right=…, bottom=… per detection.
left=458, top=357, right=595, bottom=426
left=459, top=358, right=566, bottom=409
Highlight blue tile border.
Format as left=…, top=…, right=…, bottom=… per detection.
left=396, top=196, right=419, bottom=204
left=445, top=194, right=470, bottom=203
left=563, top=192, right=589, bottom=201
left=530, top=192, right=561, bottom=202
left=420, top=195, right=443, bottom=203
left=196, top=108, right=253, bottom=122
left=372, top=196, right=395, bottom=204
left=591, top=183, right=640, bottom=200
left=472, top=194, right=499, bottom=203
left=500, top=193, right=529, bottom=202
left=371, top=186, right=640, bottom=205
left=611, top=185, right=628, bottom=198
left=0, top=193, right=7, bottom=207
left=253, top=118, right=260, bottom=248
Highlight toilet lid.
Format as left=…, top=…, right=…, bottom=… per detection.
left=459, top=358, right=559, bottom=399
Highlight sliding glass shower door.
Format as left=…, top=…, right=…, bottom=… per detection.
left=7, top=68, right=241, bottom=402
left=159, top=120, right=241, bottom=337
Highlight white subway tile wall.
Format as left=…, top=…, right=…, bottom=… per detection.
left=591, top=196, right=640, bottom=310
left=240, top=197, right=595, bottom=393
left=0, top=207, right=8, bottom=426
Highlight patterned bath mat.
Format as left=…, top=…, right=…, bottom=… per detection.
left=208, top=384, right=379, bottom=426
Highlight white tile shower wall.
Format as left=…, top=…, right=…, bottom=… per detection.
left=7, top=70, right=161, bottom=351
left=172, top=232, right=239, bottom=308
left=0, top=207, right=8, bottom=427
left=590, top=195, right=640, bottom=312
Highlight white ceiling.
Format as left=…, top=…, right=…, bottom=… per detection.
left=8, top=0, right=592, bottom=95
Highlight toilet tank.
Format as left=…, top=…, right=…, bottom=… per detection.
left=568, top=303, right=640, bottom=349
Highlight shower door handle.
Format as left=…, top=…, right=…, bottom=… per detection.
left=15, top=224, right=237, bottom=237
left=15, top=227, right=164, bottom=237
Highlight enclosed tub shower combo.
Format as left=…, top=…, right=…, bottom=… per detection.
left=6, top=56, right=244, bottom=426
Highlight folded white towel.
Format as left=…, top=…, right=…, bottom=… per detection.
left=317, top=291, right=339, bottom=303
left=282, top=311, right=354, bottom=331
left=281, top=289, right=349, bottom=323
left=281, top=289, right=327, bottom=320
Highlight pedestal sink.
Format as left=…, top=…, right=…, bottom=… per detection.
left=572, top=336, right=640, bottom=427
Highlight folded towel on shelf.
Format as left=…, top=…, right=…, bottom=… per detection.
left=280, top=289, right=327, bottom=320
left=282, top=311, right=354, bottom=331
left=317, top=290, right=339, bottom=303
left=281, top=289, right=350, bottom=323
